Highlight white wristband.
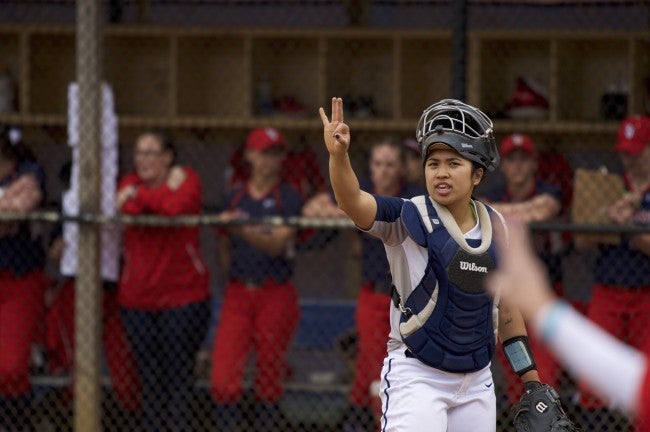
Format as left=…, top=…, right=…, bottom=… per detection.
left=537, top=300, right=570, bottom=342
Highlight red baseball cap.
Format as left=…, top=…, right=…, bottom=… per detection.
left=615, top=115, right=650, bottom=155
left=499, top=133, right=537, bottom=158
left=245, top=127, right=285, bottom=152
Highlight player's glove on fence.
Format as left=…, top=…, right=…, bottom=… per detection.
left=513, top=381, right=580, bottom=432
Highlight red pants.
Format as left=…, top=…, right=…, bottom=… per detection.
left=0, top=269, right=45, bottom=397
left=210, top=280, right=299, bottom=403
left=45, top=278, right=141, bottom=410
left=350, top=284, right=391, bottom=408
left=579, top=284, right=650, bottom=409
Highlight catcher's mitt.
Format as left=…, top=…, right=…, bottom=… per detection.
left=513, top=382, right=580, bottom=432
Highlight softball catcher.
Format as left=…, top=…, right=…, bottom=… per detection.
left=320, top=97, right=577, bottom=431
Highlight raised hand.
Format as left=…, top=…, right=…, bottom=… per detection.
left=319, top=97, right=350, bottom=156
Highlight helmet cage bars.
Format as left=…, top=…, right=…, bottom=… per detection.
left=416, top=99, right=500, bottom=172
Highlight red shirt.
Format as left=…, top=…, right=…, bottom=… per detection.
left=118, top=167, right=209, bottom=310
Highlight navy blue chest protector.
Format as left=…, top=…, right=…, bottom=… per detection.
left=397, top=196, right=501, bottom=373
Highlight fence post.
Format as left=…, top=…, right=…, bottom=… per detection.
left=451, top=0, right=467, bottom=101
left=74, top=0, right=103, bottom=430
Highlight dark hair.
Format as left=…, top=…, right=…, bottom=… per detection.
left=0, top=126, right=37, bottom=163
left=140, top=129, right=177, bottom=165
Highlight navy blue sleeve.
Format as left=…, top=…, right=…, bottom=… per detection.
left=536, top=180, right=562, bottom=203
left=373, top=194, right=406, bottom=223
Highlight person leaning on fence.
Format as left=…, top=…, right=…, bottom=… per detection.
left=319, top=97, right=575, bottom=432
left=478, top=133, right=570, bottom=410
left=0, top=126, right=47, bottom=430
left=304, top=137, right=426, bottom=432
left=210, top=126, right=302, bottom=431
left=572, top=115, right=650, bottom=429
left=115, top=130, right=211, bottom=432
left=486, top=219, right=650, bottom=431
left=227, top=132, right=328, bottom=251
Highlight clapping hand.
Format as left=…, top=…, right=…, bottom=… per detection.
left=167, top=166, right=187, bottom=191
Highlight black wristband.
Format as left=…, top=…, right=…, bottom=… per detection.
left=503, top=336, right=536, bottom=377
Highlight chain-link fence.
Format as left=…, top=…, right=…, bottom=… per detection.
left=0, top=1, right=649, bottom=431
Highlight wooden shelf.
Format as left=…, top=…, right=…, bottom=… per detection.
left=493, top=120, right=621, bottom=134
left=0, top=114, right=66, bottom=127
left=468, top=30, right=649, bottom=125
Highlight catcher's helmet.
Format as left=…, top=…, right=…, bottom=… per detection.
left=416, top=99, right=499, bottom=172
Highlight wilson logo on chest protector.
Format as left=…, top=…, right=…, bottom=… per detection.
left=446, top=249, right=495, bottom=294
left=459, top=261, right=488, bottom=273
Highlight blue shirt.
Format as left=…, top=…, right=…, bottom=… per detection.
left=223, top=182, right=303, bottom=284
left=0, top=160, right=46, bottom=275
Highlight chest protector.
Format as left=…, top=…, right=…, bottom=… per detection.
left=397, top=195, right=504, bottom=373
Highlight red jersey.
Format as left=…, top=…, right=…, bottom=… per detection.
left=118, top=167, right=209, bottom=310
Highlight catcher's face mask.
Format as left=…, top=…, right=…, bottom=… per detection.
left=416, top=99, right=500, bottom=172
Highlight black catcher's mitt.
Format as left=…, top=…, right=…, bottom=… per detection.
left=513, top=382, right=580, bottom=432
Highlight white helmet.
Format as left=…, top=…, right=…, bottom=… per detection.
left=416, top=99, right=499, bottom=172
